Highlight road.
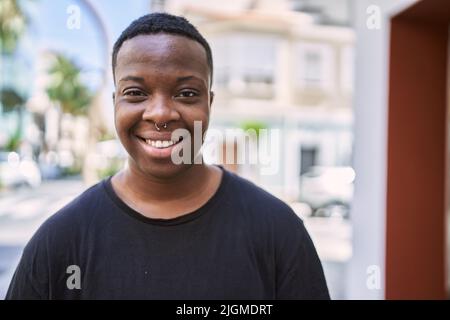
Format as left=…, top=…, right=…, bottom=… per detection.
left=0, top=178, right=351, bottom=299
left=0, top=178, right=84, bottom=298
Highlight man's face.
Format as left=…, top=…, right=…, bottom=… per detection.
left=114, top=33, right=213, bottom=179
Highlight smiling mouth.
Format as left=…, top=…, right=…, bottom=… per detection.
left=136, top=135, right=184, bottom=149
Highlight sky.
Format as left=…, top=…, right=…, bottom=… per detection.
left=35, top=0, right=150, bottom=63
left=24, top=0, right=151, bottom=90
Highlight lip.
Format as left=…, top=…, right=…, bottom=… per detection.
left=135, top=132, right=177, bottom=141
left=134, top=134, right=184, bottom=160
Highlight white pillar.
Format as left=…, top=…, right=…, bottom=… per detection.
left=348, top=0, right=393, bottom=299
left=275, top=38, right=292, bottom=106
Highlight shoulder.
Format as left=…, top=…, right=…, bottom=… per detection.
left=46, top=179, right=107, bottom=227
left=7, top=180, right=109, bottom=299
left=223, top=169, right=304, bottom=230
left=223, top=170, right=319, bottom=271
left=26, top=179, right=108, bottom=248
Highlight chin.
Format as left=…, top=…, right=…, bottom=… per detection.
left=132, top=158, right=193, bottom=180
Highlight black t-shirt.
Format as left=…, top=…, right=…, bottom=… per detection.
left=6, top=167, right=330, bottom=300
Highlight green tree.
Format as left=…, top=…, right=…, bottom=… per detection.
left=46, top=54, right=92, bottom=116
left=241, top=121, right=267, bottom=139
left=45, top=53, right=93, bottom=176
left=0, top=87, right=26, bottom=150
left=0, top=0, right=28, bottom=55
left=0, top=0, right=32, bottom=152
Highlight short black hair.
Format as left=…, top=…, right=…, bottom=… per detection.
left=112, top=12, right=213, bottom=87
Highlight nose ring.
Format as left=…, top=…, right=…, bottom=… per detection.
left=155, top=122, right=168, bottom=131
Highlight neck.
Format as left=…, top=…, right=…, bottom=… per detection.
left=118, top=161, right=212, bottom=203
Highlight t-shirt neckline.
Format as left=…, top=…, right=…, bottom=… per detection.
left=102, top=165, right=230, bottom=226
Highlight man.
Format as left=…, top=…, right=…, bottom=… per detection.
left=6, top=13, right=329, bottom=300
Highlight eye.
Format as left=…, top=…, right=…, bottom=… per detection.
left=176, top=90, right=199, bottom=98
left=123, top=89, right=146, bottom=97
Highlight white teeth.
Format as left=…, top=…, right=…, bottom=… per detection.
left=144, top=139, right=176, bottom=149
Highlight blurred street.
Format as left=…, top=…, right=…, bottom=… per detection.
left=0, top=177, right=351, bottom=299
left=0, top=178, right=83, bottom=298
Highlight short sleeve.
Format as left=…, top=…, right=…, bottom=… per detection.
left=274, top=211, right=330, bottom=300
left=5, top=225, right=50, bottom=300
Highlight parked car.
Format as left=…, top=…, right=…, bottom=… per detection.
left=0, top=152, right=42, bottom=189
left=299, top=166, right=355, bottom=218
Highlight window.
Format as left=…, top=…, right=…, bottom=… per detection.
left=240, top=37, right=276, bottom=85
left=296, top=42, right=335, bottom=90
left=300, top=146, right=318, bottom=174
left=304, top=51, right=322, bottom=83
left=211, top=33, right=278, bottom=97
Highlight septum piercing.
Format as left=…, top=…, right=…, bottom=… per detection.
left=155, top=122, right=168, bottom=131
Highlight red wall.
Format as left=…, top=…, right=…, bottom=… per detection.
left=386, top=0, right=449, bottom=299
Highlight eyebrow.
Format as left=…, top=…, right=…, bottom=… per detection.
left=176, top=75, right=208, bottom=88
left=118, top=75, right=207, bottom=86
left=119, top=76, right=145, bottom=84
left=176, top=75, right=200, bottom=82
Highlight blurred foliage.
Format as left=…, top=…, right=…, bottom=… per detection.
left=0, top=87, right=25, bottom=112
left=46, top=54, right=93, bottom=116
left=97, top=158, right=123, bottom=180
left=0, top=88, right=26, bottom=146
left=0, top=0, right=29, bottom=55
left=5, top=130, right=22, bottom=151
left=240, top=121, right=267, bottom=138
left=98, top=131, right=117, bottom=142
left=1, top=0, right=31, bottom=150
left=61, top=163, right=82, bottom=177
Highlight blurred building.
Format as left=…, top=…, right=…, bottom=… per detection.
left=164, top=0, right=355, bottom=201
left=289, top=0, right=353, bottom=26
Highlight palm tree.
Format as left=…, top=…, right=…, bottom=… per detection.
left=0, top=0, right=28, bottom=55
left=0, top=87, right=25, bottom=150
left=46, top=54, right=92, bottom=116
left=45, top=53, right=93, bottom=174
left=0, top=0, right=30, bottom=149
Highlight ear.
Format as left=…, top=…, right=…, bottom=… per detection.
left=209, top=91, right=214, bottom=107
